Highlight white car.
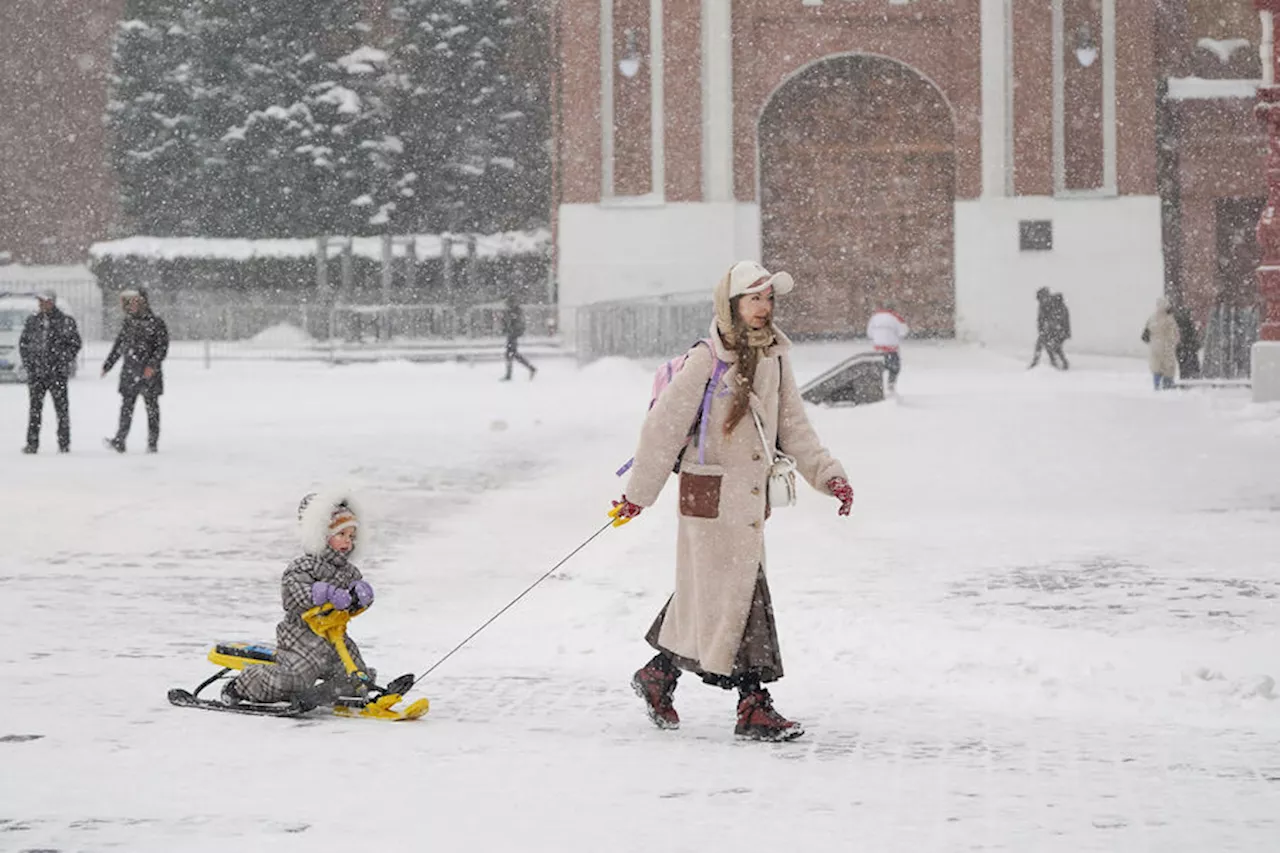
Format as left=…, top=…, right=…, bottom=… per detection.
left=0, top=293, right=80, bottom=382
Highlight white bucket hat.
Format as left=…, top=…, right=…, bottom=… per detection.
left=727, top=260, right=794, bottom=298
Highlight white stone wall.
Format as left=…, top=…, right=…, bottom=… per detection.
left=556, top=201, right=759, bottom=337
left=955, top=196, right=1165, bottom=357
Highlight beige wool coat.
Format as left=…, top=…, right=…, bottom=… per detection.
left=1145, top=297, right=1181, bottom=376
left=624, top=321, right=847, bottom=676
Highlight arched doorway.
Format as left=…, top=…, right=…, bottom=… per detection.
left=759, top=55, right=956, bottom=338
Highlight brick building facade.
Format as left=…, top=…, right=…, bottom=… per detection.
left=553, top=0, right=1268, bottom=354
left=0, top=0, right=1267, bottom=355
left=0, top=0, right=126, bottom=266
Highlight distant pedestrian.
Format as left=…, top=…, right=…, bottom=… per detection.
left=20, top=291, right=82, bottom=454
left=1142, top=296, right=1180, bottom=390
left=1028, top=287, right=1071, bottom=370
left=1173, top=304, right=1201, bottom=380
left=866, top=301, right=910, bottom=395
left=500, top=294, right=536, bottom=381
left=102, top=288, right=169, bottom=453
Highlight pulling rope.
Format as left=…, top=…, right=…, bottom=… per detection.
left=408, top=519, right=615, bottom=690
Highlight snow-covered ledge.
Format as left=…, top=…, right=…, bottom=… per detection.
left=1166, top=77, right=1261, bottom=100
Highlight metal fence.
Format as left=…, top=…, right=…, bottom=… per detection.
left=88, top=301, right=563, bottom=365
left=1201, top=304, right=1258, bottom=380
left=574, top=292, right=714, bottom=363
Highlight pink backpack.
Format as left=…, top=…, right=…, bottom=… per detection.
left=617, top=340, right=728, bottom=476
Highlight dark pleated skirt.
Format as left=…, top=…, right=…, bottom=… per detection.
left=644, top=566, right=784, bottom=684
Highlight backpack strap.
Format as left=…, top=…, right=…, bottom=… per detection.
left=616, top=339, right=721, bottom=478
left=696, top=356, right=729, bottom=466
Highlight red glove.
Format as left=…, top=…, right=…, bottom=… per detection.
left=827, top=477, right=854, bottom=517
left=609, top=495, right=643, bottom=527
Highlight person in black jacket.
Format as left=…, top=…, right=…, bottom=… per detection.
left=500, top=293, right=536, bottom=381
left=102, top=288, right=169, bottom=453
left=1028, top=288, right=1071, bottom=370
left=19, top=292, right=82, bottom=454
left=1173, top=304, right=1201, bottom=380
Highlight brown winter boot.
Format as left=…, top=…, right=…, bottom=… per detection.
left=631, top=655, right=680, bottom=730
left=735, top=687, right=804, bottom=742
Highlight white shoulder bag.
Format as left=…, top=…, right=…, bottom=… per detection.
left=752, top=408, right=798, bottom=509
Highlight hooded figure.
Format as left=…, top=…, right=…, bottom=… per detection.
left=103, top=288, right=169, bottom=452
left=1142, top=296, right=1181, bottom=390
left=227, top=489, right=376, bottom=708
left=1029, top=287, right=1070, bottom=370
left=617, top=260, right=851, bottom=741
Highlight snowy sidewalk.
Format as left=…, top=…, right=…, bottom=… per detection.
left=1, top=342, right=1278, bottom=852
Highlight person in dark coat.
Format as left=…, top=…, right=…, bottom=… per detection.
left=1028, top=287, right=1071, bottom=370
left=19, top=292, right=82, bottom=454
left=1173, top=305, right=1201, bottom=380
left=102, top=288, right=169, bottom=453
left=500, top=293, right=536, bottom=381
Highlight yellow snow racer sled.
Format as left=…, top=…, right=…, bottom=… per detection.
left=168, top=603, right=429, bottom=721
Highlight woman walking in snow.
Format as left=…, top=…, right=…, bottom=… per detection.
left=1142, top=296, right=1181, bottom=390
left=610, top=260, right=854, bottom=742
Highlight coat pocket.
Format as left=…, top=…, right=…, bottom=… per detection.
left=678, top=464, right=723, bottom=519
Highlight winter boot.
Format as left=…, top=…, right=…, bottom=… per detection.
left=104, top=437, right=125, bottom=453
left=631, top=655, right=680, bottom=730
left=221, top=678, right=246, bottom=706
left=296, top=675, right=367, bottom=712
left=21, top=445, right=36, bottom=454
left=735, top=687, right=804, bottom=742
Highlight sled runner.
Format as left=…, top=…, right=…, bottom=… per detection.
left=167, top=604, right=429, bottom=722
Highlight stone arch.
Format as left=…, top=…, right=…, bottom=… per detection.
left=759, top=54, right=957, bottom=339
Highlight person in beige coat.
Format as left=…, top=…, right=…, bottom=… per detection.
left=610, top=260, right=855, bottom=742
left=1142, top=296, right=1181, bottom=390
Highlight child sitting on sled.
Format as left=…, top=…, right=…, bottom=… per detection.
left=223, top=489, right=378, bottom=710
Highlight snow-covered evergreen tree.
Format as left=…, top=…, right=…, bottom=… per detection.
left=388, top=0, right=547, bottom=233
left=203, top=0, right=403, bottom=237
left=107, top=0, right=205, bottom=234
left=108, top=0, right=547, bottom=238
left=110, top=0, right=405, bottom=237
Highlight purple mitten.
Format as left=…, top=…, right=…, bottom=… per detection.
left=352, top=580, right=375, bottom=609
left=329, top=586, right=353, bottom=611
left=311, top=581, right=336, bottom=607
left=310, top=581, right=353, bottom=610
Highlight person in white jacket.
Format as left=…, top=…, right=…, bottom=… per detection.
left=867, top=303, right=910, bottom=393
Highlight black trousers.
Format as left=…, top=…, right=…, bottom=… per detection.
left=27, top=378, right=70, bottom=450
left=1030, top=337, right=1069, bottom=369
left=503, top=339, right=535, bottom=379
left=116, top=390, right=161, bottom=448
left=883, top=351, right=902, bottom=386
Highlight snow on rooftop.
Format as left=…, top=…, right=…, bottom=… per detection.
left=1167, top=77, right=1260, bottom=100
left=0, top=263, right=95, bottom=282
left=88, top=230, right=551, bottom=263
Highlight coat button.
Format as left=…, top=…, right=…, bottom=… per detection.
left=749, top=521, right=760, bottom=529
left=751, top=486, right=761, bottom=496
left=752, top=453, right=762, bottom=461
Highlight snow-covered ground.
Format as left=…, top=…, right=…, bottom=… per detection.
left=3, top=341, right=1279, bottom=852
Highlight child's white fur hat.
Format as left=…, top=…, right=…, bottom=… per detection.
left=297, top=487, right=364, bottom=556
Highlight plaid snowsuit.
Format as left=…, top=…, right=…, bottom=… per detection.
left=235, top=550, right=373, bottom=703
